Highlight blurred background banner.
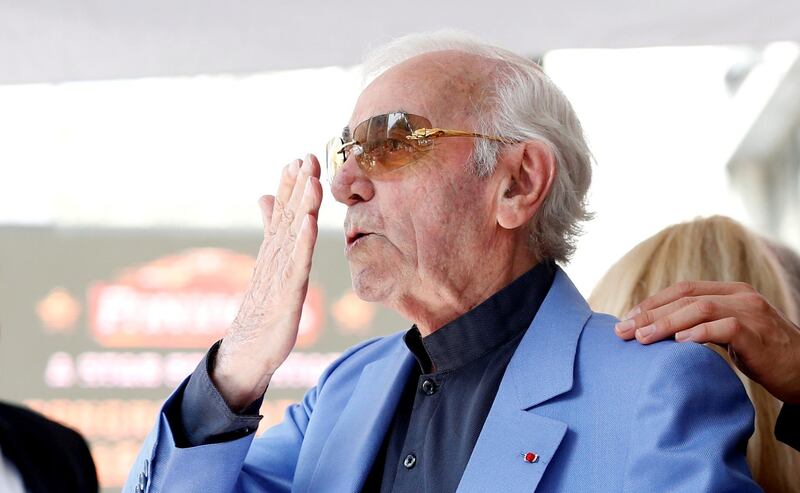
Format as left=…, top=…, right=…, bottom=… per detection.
left=0, top=227, right=408, bottom=486
left=1, top=1, right=799, bottom=490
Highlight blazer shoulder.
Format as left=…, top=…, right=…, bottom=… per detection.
left=577, top=311, right=740, bottom=387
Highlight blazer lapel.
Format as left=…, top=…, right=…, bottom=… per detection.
left=457, top=269, right=592, bottom=493
left=305, top=344, right=416, bottom=493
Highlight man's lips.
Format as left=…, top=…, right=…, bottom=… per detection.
left=346, top=231, right=374, bottom=247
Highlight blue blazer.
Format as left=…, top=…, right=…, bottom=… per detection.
left=126, top=269, right=760, bottom=492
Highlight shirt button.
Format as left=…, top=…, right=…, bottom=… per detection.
left=403, top=453, right=417, bottom=469
left=421, top=379, right=437, bottom=395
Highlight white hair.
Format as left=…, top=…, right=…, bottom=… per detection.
left=362, top=30, right=593, bottom=263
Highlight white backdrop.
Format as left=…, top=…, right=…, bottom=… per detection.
left=1, top=0, right=799, bottom=84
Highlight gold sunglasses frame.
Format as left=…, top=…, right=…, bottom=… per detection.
left=327, top=112, right=514, bottom=180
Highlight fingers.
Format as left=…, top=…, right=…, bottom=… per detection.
left=257, top=155, right=322, bottom=284
left=272, top=155, right=322, bottom=234
left=287, top=155, right=321, bottom=213
left=278, top=159, right=302, bottom=205
left=615, top=296, right=697, bottom=340
left=290, top=176, right=323, bottom=234
left=630, top=296, right=730, bottom=344
left=614, top=291, right=766, bottom=351
left=258, top=195, right=275, bottom=234
left=623, top=280, right=754, bottom=319
left=268, top=155, right=322, bottom=230
left=673, top=317, right=756, bottom=350
left=286, top=156, right=323, bottom=235
left=288, top=214, right=318, bottom=285
left=272, top=159, right=302, bottom=231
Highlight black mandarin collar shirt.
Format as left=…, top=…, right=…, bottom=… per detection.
left=405, top=262, right=555, bottom=374
left=363, top=261, right=555, bottom=493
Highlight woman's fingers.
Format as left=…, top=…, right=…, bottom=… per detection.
left=673, top=316, right=754, bottom=346
left=615, top=294, right=757, bottom=345
left=615, top=296, right=696, bottom=340
left=613, top=280, right=800, bottom=404
left=623, top=280, right=754, bottom=320
left=628, top=296, right=726, bottom=344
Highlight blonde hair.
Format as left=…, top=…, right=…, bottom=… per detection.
left=589, top=215, right=800, bottom=493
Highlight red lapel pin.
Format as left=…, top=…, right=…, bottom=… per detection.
left=523, top=452, right=539, bottom=463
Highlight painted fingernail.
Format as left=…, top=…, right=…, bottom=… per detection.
left=615, top=319, right=635, bottom=335
left=636, top=324, right=656, bottom=338
left=623, top=306, right=640, bottom=320
left=675, top=330, right=691, bottom=342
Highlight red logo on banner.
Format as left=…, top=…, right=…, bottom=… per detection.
left=87, top=248, right=324, bottom=348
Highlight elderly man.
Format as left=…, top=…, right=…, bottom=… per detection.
left=125, top=33, right=759, bottom=492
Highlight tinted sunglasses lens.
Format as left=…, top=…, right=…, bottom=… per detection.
left=352, top=113, right=433, bottom=174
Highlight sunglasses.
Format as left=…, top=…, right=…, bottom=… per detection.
left=325, top=112, right=511, bottom=181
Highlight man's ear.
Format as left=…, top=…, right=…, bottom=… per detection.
left=495, top=140, right=556, bottom=230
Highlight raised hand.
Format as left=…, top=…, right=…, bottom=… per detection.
left=213, top=155, right=323, bottom=410
left=615, top=281, right=800, bottom=404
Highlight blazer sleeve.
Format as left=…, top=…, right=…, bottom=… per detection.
left=621, top=343, right=761, bottom=493
left=123, top=379, right=317, bottom=493
left=123, top=336, right=382, bottom=493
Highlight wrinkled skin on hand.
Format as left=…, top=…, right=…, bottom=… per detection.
left=214, top=155, right=323, bottom=410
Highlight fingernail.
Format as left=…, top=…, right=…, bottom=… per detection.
left=623, top=306, right=640, bottom=320
left=637, top=324, right=656, bottom=338
left=615, top=319, right=635, bottom=335
left=675, top=330, right=691, bottom=342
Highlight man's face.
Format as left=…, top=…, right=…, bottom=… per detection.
left=331, top=51, right=502, bottom=308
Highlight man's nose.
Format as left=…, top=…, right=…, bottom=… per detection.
left=331, top=155, right=375, bottom=206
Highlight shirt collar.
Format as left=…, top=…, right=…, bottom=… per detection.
left=403, top=261, right=555, bottom=373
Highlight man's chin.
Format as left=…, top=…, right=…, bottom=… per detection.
left=349, top=265, right=392, bottom=303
